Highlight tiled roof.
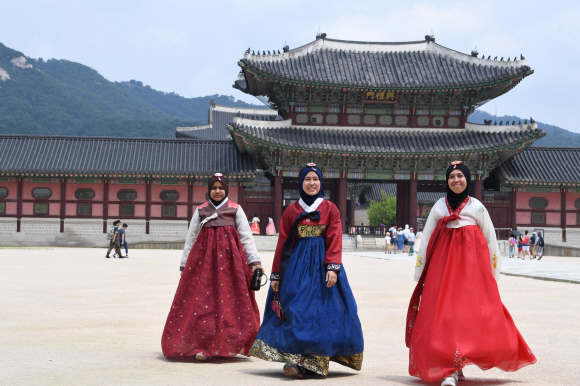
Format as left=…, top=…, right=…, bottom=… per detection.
left=500, top=147, right=580, bottom=184
left=228, top=120, right=545, bottom=154
left=0, top=136, right=255, bottom=176
left=254, top=169, right=272, bottom=186
left=175, top=103, right=281, bottom=140
left=363, top=183, right=445, bottom=204
left=239, top=38, right=532, bottom=89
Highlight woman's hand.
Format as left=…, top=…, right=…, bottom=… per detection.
left=271, top=281, right=280, bottom=292
left=251, top=264, right=263, bottom=272
left=325, top=271, right=337, bottom=288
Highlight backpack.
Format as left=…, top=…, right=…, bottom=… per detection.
left=537, top=236, right=545, bottom=247
left=106, top=226, right=115, bottom=240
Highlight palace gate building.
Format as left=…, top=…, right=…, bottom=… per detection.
left=1, top=35, right=579, bottom=247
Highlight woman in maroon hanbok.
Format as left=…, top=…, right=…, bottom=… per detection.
left=161, top=173, right=263, bottom=360
left=406, top=161, right=536, bottom=386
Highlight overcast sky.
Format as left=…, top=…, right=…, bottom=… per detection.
left=1, top=1, right=578, bottom=131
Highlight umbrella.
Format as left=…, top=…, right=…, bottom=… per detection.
left=510, top=230, right=522, bottom=237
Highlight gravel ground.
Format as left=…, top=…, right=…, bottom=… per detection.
left=1, top=248, right=579, bottom=385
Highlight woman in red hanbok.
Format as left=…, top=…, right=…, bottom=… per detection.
left=250, top=214, right=261, bottom=235
left=161, top=173, right=263, bottom=360
left=406, top=161, right=536, bottom=386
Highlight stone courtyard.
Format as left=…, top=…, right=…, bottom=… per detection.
left=1, top=248, right=579, bottom=385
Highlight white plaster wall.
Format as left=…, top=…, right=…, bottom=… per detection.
left=0, top=217, right=17, bottom=235
left=149, top=220, right=188, bottom=239
left=20, top=218, right=60, bottom=235
left=64, top=219, right=103, bottom=237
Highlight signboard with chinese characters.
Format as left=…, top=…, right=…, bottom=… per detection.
left=363, top=91, right=398, bottom=104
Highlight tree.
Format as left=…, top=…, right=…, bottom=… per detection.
left=366, top=192, right=396, bottom=226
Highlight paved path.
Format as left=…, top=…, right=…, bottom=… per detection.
left=345, top=252, right=580, bottom=283
left=1, top=248, right=579, bottom=385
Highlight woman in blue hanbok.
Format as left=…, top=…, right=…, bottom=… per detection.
left=249, top=164, right=364, bottom=378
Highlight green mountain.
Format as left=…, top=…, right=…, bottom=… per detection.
left=468, top=110, right=580, bottom=147
left=115, top=80, right=264, bottom=123
left=0, top=42, right=263, bottom=138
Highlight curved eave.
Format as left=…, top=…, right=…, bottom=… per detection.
left=238, top=62, right=533, bottom=96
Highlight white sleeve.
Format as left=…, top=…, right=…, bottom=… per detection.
left=236, top=207, right=261, bottom=266
left=414, top=200, right=443, bottom=282
left=180, top=208, right=200, bottom=270
left=476, top=200, right=501, bottom=282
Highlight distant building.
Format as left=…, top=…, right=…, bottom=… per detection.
left=0, top=36, right=579, bottom=246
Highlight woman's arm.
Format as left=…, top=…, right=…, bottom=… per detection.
left=235, top=206, right=261, bottom=268
left=476, top=201, right=501, bottom=282
left=324, top=204, right=342, bottom=272
left=271, top=207, right=293, bottom=281
left=180, top=208, right=201, bottom=271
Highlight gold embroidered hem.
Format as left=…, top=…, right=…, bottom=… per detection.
left=249, top=339, right=363, bottom=376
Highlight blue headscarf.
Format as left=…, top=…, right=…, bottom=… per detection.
left=298, top=163, right=324, bottom=207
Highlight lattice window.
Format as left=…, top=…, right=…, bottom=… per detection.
left=120, top=205, right=134, bottom=216
left=162, top=206, right=176, bottom=217
left=32, top=188, right=52, bottom=199
left=529, top=198, right=548, bottom=208
left=75, top=189, right=95, bottom=200
left=0, top=203, right=4, bottom=213
left=118, top=190, right=137, bottom=201
left=160, top=190, right=179, bottom=202
left=34, top=203, right=49, bottom=214
left=0, top=187, right=7, bottom=199
left=77, top=205, right=92, bottom=215
left=531, top=213, right=545, bottom=224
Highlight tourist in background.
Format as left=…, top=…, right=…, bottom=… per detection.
left=407, top=161, right=536, bottom=386
left=508, top=234, right=517, bottom=258
left=403, top=225, right=411, bottom=253
left=397, top=227, right=406, bottom=253
left=162, top=173, right=262, bottom=360
left=517, top=235, right=524, bottom=258
left=390, top=225, right=398, bottom=250
left=385, top=232, right=391, bottom=254
left=530, top=232, right=538, bottom=260
left=407, top=227, right=416, bottom=255
left=521, top=231, right=530, bottom=260
left=106, top=220, right=121, bottom=259
left=250, top=214, right=261, bottom=235
left=266, top=215, right=276, bottom=235
left=250, top=164, right=363, bottom=378
left=118, top=223, right=129, bottom=258
left=536, top=232, right=545, bottom=260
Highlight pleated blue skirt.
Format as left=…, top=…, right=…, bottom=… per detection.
left=256, top=236, right=364, bottom=357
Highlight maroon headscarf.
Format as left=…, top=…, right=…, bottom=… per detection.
left=207, top=173, right=228, bottom=206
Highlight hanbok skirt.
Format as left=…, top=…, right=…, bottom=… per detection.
left=409, top=225, right=536, bottom=382
left=250, top=236, right=364, bottom=376
left=251, top=221, right=260, bottom=235
left=161, top=225, right=260, bottom=358
left=266, top=221, right=276, bottom=235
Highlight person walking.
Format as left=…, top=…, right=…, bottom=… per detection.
left=508, top=234, right=517, bottom=258
left=385, top=232, right=392, bottom=254
left=536, top=232, right=545, bottom=260
left=105, top=220, right=121, bottom=258
left=408, top=227, right=416, bottom=255
left=517, top=235, right=524, bottom=259
left=521, top=231, right=530, bottom=260
left=118, top=223, right=129, bottom=258
left=250, top=214, right=261, bottom=235
left=403, top=225, right=411, bottom=253
left=161, top=173, right=263, bottom=360
left=397, top=227, right=406, bottom=253
left=414, top=228, right=423, bottom=252
left=266, top=215, right=277, bottom=235
left=249, top=164, right=363, bottom=378
left=390, top=225, right=398, bottom=251
left=530, top=232, right=537, bottom=259
left=406, top=161, right=536, bottom=386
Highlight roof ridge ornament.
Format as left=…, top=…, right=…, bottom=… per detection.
left=425, top=34, right=435, bottom=43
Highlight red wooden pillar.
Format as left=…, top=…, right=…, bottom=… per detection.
left=561, top=189, right=567, bottom=242
left=16, top=177, right=23, bottom=232
left=274, top=176, right=283, bottom=229
left=396, top=180, right=408, bottom=227
left=347, top=199, right=355, bottom=231
left=472, top=178, right=483, bottom=201
left=187, top=181, right=194, bottom=227
left=60, top=178, right=66, bottom=233
left=145, top=180, right=151, bottom=234
left=337, top=178, right=347, bottom=234
left=103, top=179, right=109, bottom=233
left=510, top=187, right=518, bottom=230
left=409, top=179, right=417, bottom=231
